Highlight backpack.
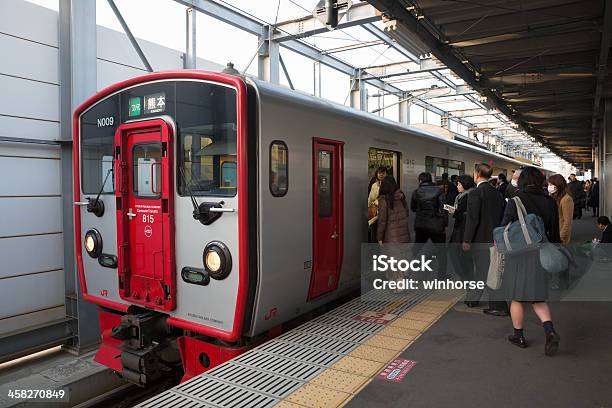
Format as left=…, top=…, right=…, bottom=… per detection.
left=493, top=197, right=545, bottom=254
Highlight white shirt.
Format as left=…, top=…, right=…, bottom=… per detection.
left=368, top=181, right=380, bottom=208
left=477, top=179, right=488, bottom=187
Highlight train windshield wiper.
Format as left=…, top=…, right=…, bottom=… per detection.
left=79, top=167, right=112, bottom=217
left=178, top=165, right=201, bottom=221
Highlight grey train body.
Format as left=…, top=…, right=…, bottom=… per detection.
left=78, top=74, right=542, bottom=341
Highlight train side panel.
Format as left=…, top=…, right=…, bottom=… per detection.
left=247, top=79, right=528, bottom=336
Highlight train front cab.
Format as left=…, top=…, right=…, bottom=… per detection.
left=74, top=72, right=253, bottom=384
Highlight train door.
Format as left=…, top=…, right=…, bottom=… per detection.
left=309, top=138, right=344, bottom=300
left=115, top=119, right=176, bottom=311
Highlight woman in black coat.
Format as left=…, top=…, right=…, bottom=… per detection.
left=501, top=167, right=561, bottom=356
left=448, top=175, right=477, bottom=305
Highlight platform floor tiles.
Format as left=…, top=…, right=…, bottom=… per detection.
left=136, top=290, right=462, bottom=408
left=348, top=301, right=612, bottom=408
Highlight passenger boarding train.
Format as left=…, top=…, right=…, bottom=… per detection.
left=74, top=70, right=550, bottom=384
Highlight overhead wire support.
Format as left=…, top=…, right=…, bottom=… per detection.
left=279, top=55, right=295, bottom=90
left=107, top=0, right=153, bottom=72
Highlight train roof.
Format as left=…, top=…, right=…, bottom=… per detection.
left=73, top=70, right=552, bottom=173
left=247, top=77, right=552, bottom=173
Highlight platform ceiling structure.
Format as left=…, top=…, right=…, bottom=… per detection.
left=366, top=0, right=612, bottom=166
left=166, top=0, right=584, bottom=170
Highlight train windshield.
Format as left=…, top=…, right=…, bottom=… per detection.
left=79, top=80, right=238, bottom=197
left=176, top=82, right=238, bottom=197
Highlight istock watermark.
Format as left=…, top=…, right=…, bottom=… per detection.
left=372, top=254, right=434, bottom=272
left=360, top=243, right=612, bottom=302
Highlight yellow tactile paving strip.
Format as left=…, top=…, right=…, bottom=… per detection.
left=274, top=291, right=462, bottom=408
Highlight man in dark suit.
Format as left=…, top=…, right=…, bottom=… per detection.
left=463, top=163, right=508, bottom=315
left=568, top=174, right=585, bottom=219
left=597, top=216, right=612, bottom=243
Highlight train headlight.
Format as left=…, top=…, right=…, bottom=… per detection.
left=84, top=229, right=103, bottom=258
left=203, top=241, right=231, bottom=280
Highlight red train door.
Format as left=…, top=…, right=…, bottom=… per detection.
left=309, top=138, right=344, bottom=300
left=115, top=119, right=176, bottom=311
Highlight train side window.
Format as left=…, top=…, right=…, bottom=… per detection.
left=221, top=161, right=237, bottom=188
left=425, top=156, right=465, bottom=181
left=317, top=150, right=332, bottom=217
left=368, top=148, right=401, bottom=185
left=270, top=141, right=288, bottom=197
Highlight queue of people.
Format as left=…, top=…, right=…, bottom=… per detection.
left=366, top=163, right=607, bottom=357
left=566, top=174, right=601, bottom=219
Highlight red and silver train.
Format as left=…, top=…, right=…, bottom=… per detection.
left=74, top=71, right=547, bottom=384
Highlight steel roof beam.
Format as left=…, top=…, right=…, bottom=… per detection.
left=592, top=1, right=612, bottom=134
left=174, top=1, right=476, bottom=130
left=447, top=20, right=599, bottom=48
left=322, top=39, right=385, bottom=54
left=365, top=0, right=566, bottom=160
left=174, top=0, right=262, bottom=35
left=273, top=2, right=379, bottom=42
left=107, top=0, right=153, bottom=72
left=173, top=1, right=398, bottom=95
left=361, top=22, right=423, bottom=61
left=360, top=23, right=487, bottom=127
left=363, top=66, right=448, bottom=79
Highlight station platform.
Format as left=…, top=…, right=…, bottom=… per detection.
left=0, top=348, right=125, bottom=408
left=134, top=218, right=611, bottom=408
left=348, top=300, right=612, bottom=408
left=136, top=290, right=461, bottom=408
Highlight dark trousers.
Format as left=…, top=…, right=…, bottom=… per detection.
left=593, top=205, right=599, bottom=217
left=368, top=222, right=378, bottom=243
left=414, top=228, right=447, bottom=278
left=574, top=205, right=583, bottom=219
left=471, top=247, right=508, bottom=311
left=449, top=242, right=473, bottom=281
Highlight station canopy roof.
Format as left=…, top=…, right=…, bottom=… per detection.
left=365, top=0, right=612, bottom=166
left=187, top=0, right=611, bottom=167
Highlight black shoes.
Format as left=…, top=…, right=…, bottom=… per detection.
left=545, top=331, right=561, bottom=356
left=508, top=334, right=528, bottom=348
left=483, top=308, right=509, bottom=317
left=507, top=332, right=560, bottom=355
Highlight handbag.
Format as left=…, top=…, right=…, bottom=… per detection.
left=486, top=245, right=505, bottom=289
left=494, top=197, right=545, bottom=254
left=539, top=243, right=569, bottom=274
left=368, top=204, right=378, bottom=221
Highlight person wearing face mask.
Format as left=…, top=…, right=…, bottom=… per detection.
left=448, top=174, right=477, bottom=306
left=505, top=168, right=522, bottom=199
left=502, top=167, right=561, bottom=355
left=547, top=174, right=574, bottom=244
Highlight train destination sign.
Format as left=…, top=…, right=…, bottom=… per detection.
left=144, top=92, right=166, bottom=115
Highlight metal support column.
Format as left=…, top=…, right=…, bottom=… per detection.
left=313, top=61, right=322, bottom=98
left=602, top=98, right=612, bottom=217
left=257, top=25, right=279, bottom=84
left=184, top=8, right=197, bottom=69
left=350, top=69, right=367, bottom=111
left=441, top=114, right=450, bottom=129
left=59, top=0, right=101, bottom=354
left=399, top=92, right=410, bottom=125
